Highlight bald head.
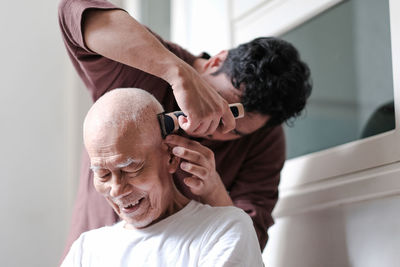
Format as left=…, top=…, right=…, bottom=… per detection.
left=83, top=88, right=164, bottom=149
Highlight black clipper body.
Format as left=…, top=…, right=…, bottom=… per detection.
left=157, top=103, right=244, bottom=138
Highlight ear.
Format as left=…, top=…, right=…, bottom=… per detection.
left=162, top=143, right=181, bottom=174
left=167, top=153, right=180, bottom=174
left=203, top=50, right=228, bottom=71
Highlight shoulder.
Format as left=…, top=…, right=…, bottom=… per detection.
left=59, top=0, right=118, bottom=10
left=62, top=223, right=125, bottom=266
left=220, top=124, right=284, bottom=153
left=249, top=124, right=284, bottom=145
left=69, top=223, right=123, bottom=253
left=74, top=222, right=123, bottom=246
left=191, top=202, right=254, bottom=231
left=58, top=0, right=122, bottom=25
left=216, top=206, right=254, bottom=229
left=180, top=202, right=258, bottom=250
left=242, top=124, right=285, bottom=162
left=194, top=204, right=264, bottom=266
left=58, top=0, right=123, bottom=49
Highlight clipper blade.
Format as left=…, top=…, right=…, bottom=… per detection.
left=157, top=113, right=168, bottom=139
left=157, top=112, right=180, bottom=139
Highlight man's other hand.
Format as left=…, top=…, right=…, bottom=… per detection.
left=164, top=135, right=233, bottom=207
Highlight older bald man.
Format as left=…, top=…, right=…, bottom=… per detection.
left=61, top=88, right=263, bottom=267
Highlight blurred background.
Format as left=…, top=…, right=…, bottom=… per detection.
left=1, top=0, right=399, bottom=266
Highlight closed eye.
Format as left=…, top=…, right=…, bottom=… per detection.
left=121, top=161, right=144, bottom=174
left=123, top=168, right=143, bottom=178
left=97, top=172, right=111, bottom=179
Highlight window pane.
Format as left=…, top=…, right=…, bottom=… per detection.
left=283, top=0, right=395, bottom=159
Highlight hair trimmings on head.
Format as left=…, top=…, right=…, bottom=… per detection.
left=83, top=88, right=164, bottom=144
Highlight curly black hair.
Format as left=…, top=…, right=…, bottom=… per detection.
left=213, top=37, right=312, bottom=127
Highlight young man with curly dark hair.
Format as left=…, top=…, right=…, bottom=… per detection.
left=58, top=0, right=312, bottom=261
left=213, top=37, right=312, bottom=128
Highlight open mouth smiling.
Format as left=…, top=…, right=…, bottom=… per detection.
left=121, top=197, right=145, bottom=213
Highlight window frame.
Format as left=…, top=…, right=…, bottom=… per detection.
left=232, top=0, right=400, bottom=189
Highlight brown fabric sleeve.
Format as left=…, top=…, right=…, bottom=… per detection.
left=58, top=0, right=123, bottom=51
left=59, top=0, right=196, bottom=65
left=229, top=125, right=286, bottom=250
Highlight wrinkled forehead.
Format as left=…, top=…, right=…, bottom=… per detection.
left=85, top=119, right=162, bottom=153
left=87, top=134, right=160, bottom=172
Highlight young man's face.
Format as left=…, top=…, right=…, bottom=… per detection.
left=200, top=54, right=269, bottom=140
left=86, top=125, right=178, bottom=229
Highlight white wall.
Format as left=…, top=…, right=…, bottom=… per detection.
left=0, top=1, right=84, bottom=266
left=124, top=0, right=171, bottom=40
left=171, top=0, right=231, bottom=56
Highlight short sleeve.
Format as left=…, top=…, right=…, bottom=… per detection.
left=58, top=0, right=123, bottom=51
left=61, top=234, right=85, bottom=267
left=199, top=208, right=264, bottom=267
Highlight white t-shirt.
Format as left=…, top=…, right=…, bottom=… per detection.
left=61, top=201, right=264, bottom=267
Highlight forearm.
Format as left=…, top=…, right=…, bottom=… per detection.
left=83, top=9, right=190, bottom=85
left=82, top=8, right=234, bottom=135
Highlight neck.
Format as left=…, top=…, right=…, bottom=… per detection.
left=148, top=186, right=190, bottom=227
left=165, top=186, right=190, bottom=216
